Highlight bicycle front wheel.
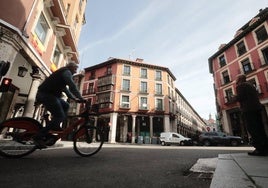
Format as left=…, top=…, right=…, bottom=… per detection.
left=0, top=117, right=39, bottom=158
left=73, top=126, right=104, bottom=157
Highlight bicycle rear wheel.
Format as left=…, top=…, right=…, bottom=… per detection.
left=73, top=126, right=104, bottom=157
left=0, top=117, right=39, bottom=158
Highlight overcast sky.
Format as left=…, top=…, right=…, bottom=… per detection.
left=78, top=0, right=268, bottom=119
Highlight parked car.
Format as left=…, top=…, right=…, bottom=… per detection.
left=198, top=132, right=243, bottom=146
left=159, top=132, right=192, bottom=146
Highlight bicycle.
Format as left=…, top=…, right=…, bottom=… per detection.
left=0, top=101, right=109, bottom=158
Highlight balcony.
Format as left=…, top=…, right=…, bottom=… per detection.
left=82, top=88, right=95, bottom=95
left=120, top=103, right=130, bottom=109
left=97, top=74, right=115, bottom=87
left=139, top=104, right=149, bottom=111
left=224, top=95, right=236, bottom=104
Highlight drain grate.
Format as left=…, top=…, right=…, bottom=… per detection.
left=184, top=171, right=214, bottom=181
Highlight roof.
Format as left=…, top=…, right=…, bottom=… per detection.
left=208, top=7, right=268, bottom=73
left=84, top=57, right=177, bottom=80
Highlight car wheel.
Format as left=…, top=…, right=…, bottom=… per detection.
left=161, top=141, right=166, bottom=146
left=203, top=140, right=211, bottom=146
left=230, top=140, right=238, bottom=146
left=180, top=141, right=185, bottom=146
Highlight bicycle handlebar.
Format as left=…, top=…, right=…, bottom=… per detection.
left=76, top=100, right=99, bottom=117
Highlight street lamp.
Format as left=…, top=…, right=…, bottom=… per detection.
left=18, top=66, right=28, bottom=77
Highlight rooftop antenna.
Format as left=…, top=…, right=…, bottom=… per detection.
left=128, top=48, right=136, bottom=60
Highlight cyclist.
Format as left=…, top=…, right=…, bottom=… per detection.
left=34, top=62, right=85, bottom=148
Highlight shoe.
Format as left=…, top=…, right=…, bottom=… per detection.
left=50, top=126, right=63, bottom=132
left=248, top=149, right=268, bottom=156
left=33, top=137, right=47, bottom=149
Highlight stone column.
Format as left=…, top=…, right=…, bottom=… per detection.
left=164, top=114, right=170, bottom=132
left=131, top=115, right=136, bottom=144
left=23, top=69, right=42, bottom=117
left=123, top=116, right=128, bottom=142
left=149, top=115, right=153, bottom=138
left=109, top=112, right=117, bottom=143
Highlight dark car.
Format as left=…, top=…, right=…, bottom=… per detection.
left=198, top=132, right=243, bottom=146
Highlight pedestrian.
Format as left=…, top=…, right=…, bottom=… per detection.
left=235, top=74, right=268, bottom=156
left=34, top=62, right=85, bottom=148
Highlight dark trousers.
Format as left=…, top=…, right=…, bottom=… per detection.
left=243, top=110, right=268, bottom=151
left=36, top=92, right=69, bottom=136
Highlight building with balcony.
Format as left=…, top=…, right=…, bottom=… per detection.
left=208, top=8, right=268, bottom=140
left=0, top=0, right=87, bottom=122
left=82, top=57, right=207, bottom=144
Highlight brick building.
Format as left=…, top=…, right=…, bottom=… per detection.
left=208, top=8, right=268, bottom=140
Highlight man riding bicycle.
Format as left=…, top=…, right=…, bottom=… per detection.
left=34, top=62, right=85, bottom=148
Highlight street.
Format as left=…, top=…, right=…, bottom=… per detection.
left=0, top=144, right=252, bottom=188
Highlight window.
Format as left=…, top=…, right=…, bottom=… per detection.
left=140, top=81, right=147, bottom=93
left=123, top=65, right=131, bottom=75
left=167, top=75, right=170, bottom=84
left=156, top=98, right=163, bottom=111
left=224, top=88, right=233, bottom=103
left=35, top=13, right=49, bottom=44
left=261, top=47, right=268, bottom=65
left=121, top=95, right=130, bottom=108
left=52, top=45, right=61, bottom=66
left=155, top=70, right=162, bottom=80
left=140, top=68, right=147, bottom=78
left=248, top=78, right=261, bottom=93
left=106, top=66, right=112, bottom=75
left=255, top=25, right=268, bottom=44
left=155, top=83, right=162, bottom=95
left=219, top=55, right=226, bottom=67
left=236, top=41, right=247, bottom=56
left=88, top=83, right=94, bottom=94
left=122, top=79, right=130, bottom=91
left=241, top=58, right=252, bottom=74
left=139, top=97, right=148, bottom=110
left=222, top=70, right=230, bottom=84
left=89, top=70, right=95, bottom=80
left=98, top=92, right=112, bottom=104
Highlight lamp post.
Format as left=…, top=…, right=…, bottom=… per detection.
left=18, top=66, right=28, bottom=77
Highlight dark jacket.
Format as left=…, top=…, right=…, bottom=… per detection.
left=236, top=82, right=262, bottom=112
left=38, top=67, right=83, bottom=100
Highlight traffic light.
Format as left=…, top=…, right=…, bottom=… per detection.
left=0, top=78, right=12, bottom=92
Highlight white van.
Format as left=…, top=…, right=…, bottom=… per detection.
left=159, top=132, right=192, bottom=146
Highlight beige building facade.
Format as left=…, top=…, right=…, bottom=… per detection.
left=82, top=57, right=207, bottom=144
left=0, top=0, right=87, bottom=122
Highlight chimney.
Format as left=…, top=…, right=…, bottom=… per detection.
left=136, top=58, right=144, bottom=63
